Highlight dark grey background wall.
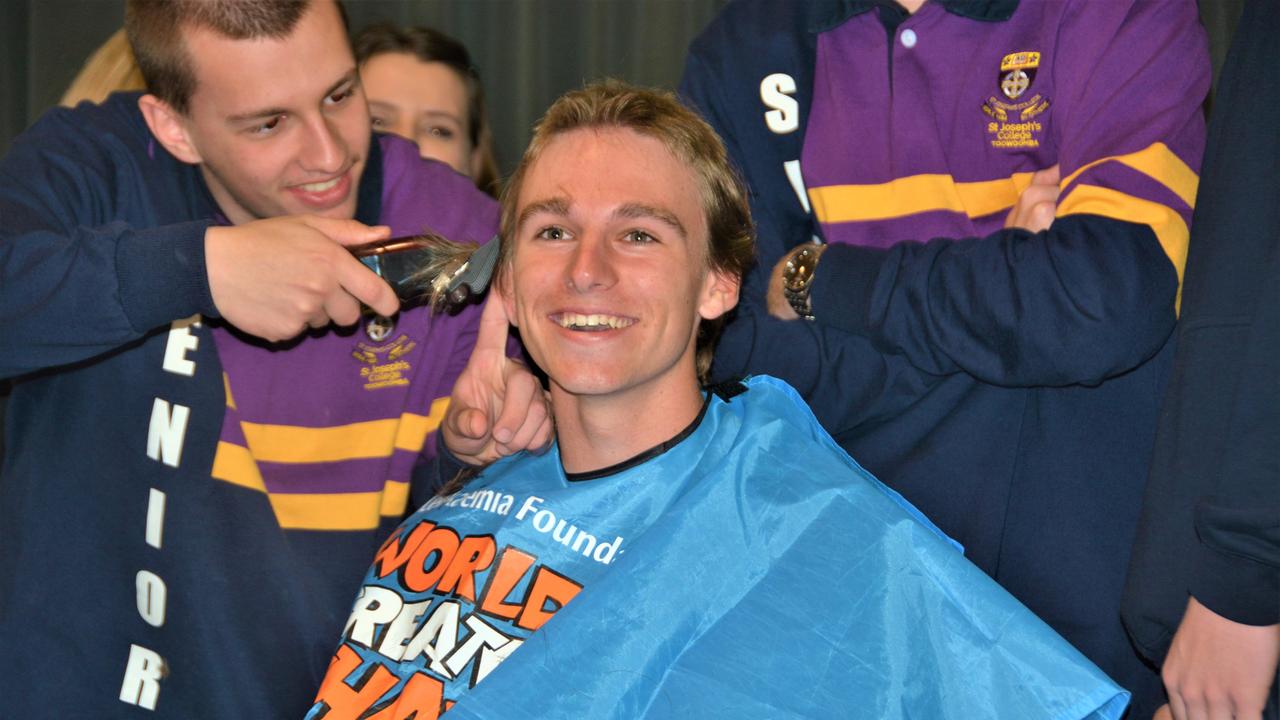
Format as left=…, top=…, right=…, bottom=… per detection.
left=0, top=0, right=1246, bottom=168
left=0, top=0, right=728, bottom=172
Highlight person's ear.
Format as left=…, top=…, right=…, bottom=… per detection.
left=697, top=267, right=740, bottom=321
left=138, top=94, right=203, bottom=165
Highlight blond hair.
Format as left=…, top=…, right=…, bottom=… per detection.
left=500, top=80, right=755, bottom=381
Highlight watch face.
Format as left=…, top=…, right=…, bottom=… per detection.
left=784, top=249, right=817, bottom=291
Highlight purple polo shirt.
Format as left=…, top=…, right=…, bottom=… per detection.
left=803, top=0, right=1202, bottom=259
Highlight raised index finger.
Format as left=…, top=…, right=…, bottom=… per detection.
left=473, top=293, right=512, bottom=356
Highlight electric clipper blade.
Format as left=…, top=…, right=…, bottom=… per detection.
left=350, top=234, right=500, bottom=313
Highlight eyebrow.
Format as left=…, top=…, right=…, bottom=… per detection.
left=418, top=110, right=463, bottom=122
left=614, top=203, right=687, bottom=238
left=516, top=197, right=571, bottom=230
left=516, top=198, right=688, bottom=239
left=413, top=110, right=466, bottom=131
left=225, top=69, right=358, bottom=124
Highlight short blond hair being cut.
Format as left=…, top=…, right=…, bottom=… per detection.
left=499, top=80, right=756, bottom=381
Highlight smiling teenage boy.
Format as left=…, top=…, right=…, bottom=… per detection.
left=0, top=1, right=544, bottom=717
left=310, top=82, right=1130, bottom=720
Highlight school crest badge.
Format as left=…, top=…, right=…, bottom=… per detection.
left=981, top=50, right=1051, bottom=150
left=999, top=51, right=1039, bottom=100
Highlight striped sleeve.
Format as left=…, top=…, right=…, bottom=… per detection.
left=1053, top=0, right=1209, bottom=304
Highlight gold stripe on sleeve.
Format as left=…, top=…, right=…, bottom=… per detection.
left=808, top=172, right=1036, bottom=224
left=1061, top=142, right=1199, bottom=209
left=1059, top=183, right=1190, bottom=313
left=1058, top=184, right=1190, bottom=279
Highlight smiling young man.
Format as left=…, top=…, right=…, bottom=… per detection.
left=0, top=1, right=545, bottom=716
left=309, top=82, right=1131, bottom=720
left=500, top=114, right=739, bottom=474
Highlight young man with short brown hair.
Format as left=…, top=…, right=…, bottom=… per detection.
left=0, top=1, right=544, bottom=715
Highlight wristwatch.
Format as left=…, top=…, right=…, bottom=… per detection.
left=782, top=244, right=826, bottom=321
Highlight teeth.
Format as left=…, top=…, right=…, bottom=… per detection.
left=557, top=313, right=633, bottom=329
left=299, top=177, right=340, bottom=192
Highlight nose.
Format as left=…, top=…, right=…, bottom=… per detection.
left=299, top=114, right=347, bottom=175
left=567, top=235, right=618, bottom=293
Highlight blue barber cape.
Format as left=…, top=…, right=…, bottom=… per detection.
left=445, top=376, right=1128, bottom=719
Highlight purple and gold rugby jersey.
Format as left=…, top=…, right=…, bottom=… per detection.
left=209, top=133, right=496, bottom=570
left=681, top=0, right=1208, bottom=714
left=210, top=308, right=462, bottom=533
left=802, top=0, right=1201, bottom=296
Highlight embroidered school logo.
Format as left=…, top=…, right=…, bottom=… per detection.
left=352, top=333, right=417, bottom=390
left=982, top=50, right=1050, bottom=150
left=999, top=51, right=1038, bottom=99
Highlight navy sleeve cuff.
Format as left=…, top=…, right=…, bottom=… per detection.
left=810, top=243, right=887, bottom=335
left=116, top=220, right=218, bottom=332
left=1189, top=544, right=1280, bottom=626
left=1189, top=501, right=1280, bottom=626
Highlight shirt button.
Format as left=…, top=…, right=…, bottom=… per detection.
left=901, top=28, right=918, bottom=48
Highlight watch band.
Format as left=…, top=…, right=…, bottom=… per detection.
left=783, top=244, right=825, bottom=321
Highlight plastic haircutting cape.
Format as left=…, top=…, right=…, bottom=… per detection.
left=447, top=377, right=1130, bottom=719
